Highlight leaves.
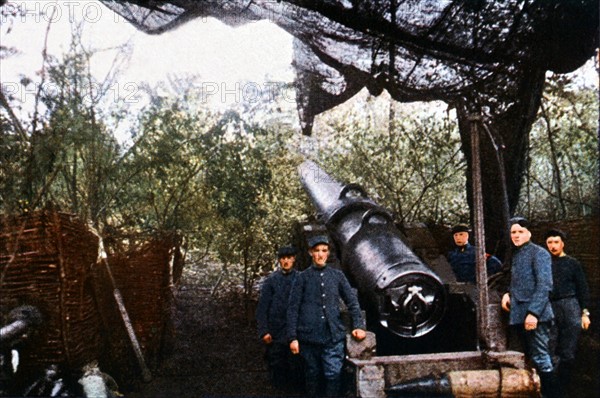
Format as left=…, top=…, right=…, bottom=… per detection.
left=313, top=94, right=468, bottom=225
left=1, top=24, right=596, bottom=301
left=518, top=73, right=598, bottom=219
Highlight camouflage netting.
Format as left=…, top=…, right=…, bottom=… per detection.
left=99, top=0, right=599, bottom=251
left=100, top=0, right=598, bottom=131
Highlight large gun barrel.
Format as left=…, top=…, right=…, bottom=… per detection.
left=299, top=160, right=446, bottom=338
left=0, top=306, right=43, bottom=346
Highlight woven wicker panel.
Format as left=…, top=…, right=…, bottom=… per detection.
left=106, top=236, right=174, bottom=361
left=0, top=210, right=102, bottom=372
left=91, top=233, right=177, bottom=382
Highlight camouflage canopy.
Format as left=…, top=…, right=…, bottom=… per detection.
left=100, top=0, right=598, bottom=251
left=101, top=0, right=596, bottom=132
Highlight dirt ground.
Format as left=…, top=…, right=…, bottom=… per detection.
left=124, top=270, right=600, bottom=398
left=125, top=282, right=279, bottom=397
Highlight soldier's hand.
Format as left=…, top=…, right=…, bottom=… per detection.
left=290, top=340, right=300, bottom=354
left=501, top=293, right=511, bottom=312
left=582, top=314, right=591, bottom=330
left=262, top=333, right=273, bottom=344
left=352, top=329, right=366, bottom=341
left=524, top=313, right=538, bottom=331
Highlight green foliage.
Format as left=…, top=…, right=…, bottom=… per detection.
left=0, top=30, right=123, bottom=226
left=204, top=112, right=271, bottom=226
left=196, top=113, right=308, bottom=295
left=1, top=26, right=597, bottom=301
left=113, top=100, right=215, bottom=233
left=517, top=73, right=599, bottom=219
left=312, top=93, right=468, bottom=225
left=0, top=116, right=25, bottom=212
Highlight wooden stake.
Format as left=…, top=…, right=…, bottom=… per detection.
left=90, top=227, right=152, bottom=383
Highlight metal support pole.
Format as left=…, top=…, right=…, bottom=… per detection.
left=469, top=115, right=491, bottom=350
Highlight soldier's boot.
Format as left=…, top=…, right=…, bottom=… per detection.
left=558, top=360, right=574, bottom=397
left=325, top=377, right=341, bottom=397
left=271, top=368, right=286, bottom=390
left=305, top=379, right=319, bottom=397
left=539, top=371, right=560, bottom=398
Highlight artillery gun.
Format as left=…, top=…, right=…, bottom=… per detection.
left=299, top=160, right=447, bottom=340
left=298, top=160, right=539, bottom=397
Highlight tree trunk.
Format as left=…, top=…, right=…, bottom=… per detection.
left=456, top=68, right=546, bottom=261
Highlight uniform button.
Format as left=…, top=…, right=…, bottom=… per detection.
left=321, top=283, right=324, bottom=286
left=323, top=305, right=326, bottom=309
left=322, top=294, right=325, bottom=297
left=321, top=316, right=325, bottom=319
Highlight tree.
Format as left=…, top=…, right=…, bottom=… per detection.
left=201, top=111, right=308, bottom=301
left=113, top=99, right=214, bottom=234
left=518, top=74, right=599, bottom=220
left=311, top=92, right=467, bottom=226
left=0, top=23, right=128, bottom=227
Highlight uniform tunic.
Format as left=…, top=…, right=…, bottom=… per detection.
left=550, top=255, right=590, bottom=362
left=447, top=243, right=502, bottom=283
left=287, top=263, right=365, bottom=386
left=508, top=242, right=554, bottom=325
left=256, top=268, right=302, bottom=390
left=287, top=264, right=365, bottom=345
left=508, top=241, right=554, bottom=373
left=256, top=269, right=298, bottom=342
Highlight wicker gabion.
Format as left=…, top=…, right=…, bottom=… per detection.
left=1, top=210, right=181, bottom=387
left=0, top=210, right=102, bottom=373
left=95, top=232, right=180, bottom=372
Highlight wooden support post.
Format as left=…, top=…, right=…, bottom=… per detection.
left=90, top=228, right=152, bottom=383
left=468, top=115, right=492, bottom=350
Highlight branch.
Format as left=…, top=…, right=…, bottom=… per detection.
left=539, top=101, right=566, bottom=217
left=0, top=89, right=28, bottom=142
left=31, top=5, right=57, bottom=134
left=530, top=174, right=592, bottom=207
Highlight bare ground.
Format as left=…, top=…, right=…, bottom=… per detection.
left=125, top=272, right=282, bottom=398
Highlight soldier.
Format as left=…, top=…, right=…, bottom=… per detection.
left=545, top=228, right=591, bottom=396
left=256, top=245, right=302, bottom=392
left=501, top=217, right=558, bottom=398
left=287, top=235, right=366, bottom=397
left=447, top=223, right=502, bottom=283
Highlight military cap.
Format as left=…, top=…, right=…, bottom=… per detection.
left=307, top=235, right=329, bottom=249
left=277, top=246, right=298, bottom=258
left=544, top=228, right=567, bottom=241
left=509, top=216, right=531, bottom=230
left=451, top=224, right=470, bottom=234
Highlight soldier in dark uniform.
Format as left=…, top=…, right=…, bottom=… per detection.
left=256, top=245, right=302, bottom=391
left=447, top=223, right=502, bottom=283
left=287, top=235, right=366, bottom=397
left=501, top=217, right=558, bottom=398
left=545, top=229, right=591, bottom=396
